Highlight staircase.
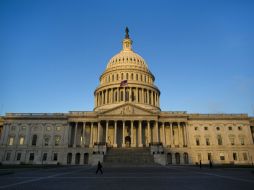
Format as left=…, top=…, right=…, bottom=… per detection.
left=103, top=147, right=155, bottom=166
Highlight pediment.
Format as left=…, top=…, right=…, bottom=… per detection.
left=100, top=103, right=155, bottom=116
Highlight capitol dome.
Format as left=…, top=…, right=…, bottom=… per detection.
left=94, top=28, right=160, bottom=112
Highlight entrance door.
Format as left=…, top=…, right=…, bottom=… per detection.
left=125, top=136, right=131, bottom=147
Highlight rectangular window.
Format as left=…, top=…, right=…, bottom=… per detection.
left=243, top=153, right=248, bottom=161
left=196, top=138, right=200, bottom=146
left=43, top=153, right=47, bottom=161
left=220, top=153, right=225, bottom=160
left=44, top=137, right=49, bottom=146
left=55, top=136, right=61, bottom=146
left=204, top=127, right=208, bottom=130
left=5, top=152, right=11, bottom=161
left=217, top=135, right=222, bottom=145
left=240, top=138, right=245, bottom=145
left=29, top=153, right=34, bottom=161
left=16, top=153, right=21, bottom=161
left=229, top=137, right=235, bottom=145
left=208, top=153, right=212, bottom=161
left=8, top=137, right=14, bottom=146
left=206, top=138, right=210, bottom=146
left=53, top=153, right=58, bottom=161
left=233, top=153, right=237, bottom=161
left=19, top=137, right=25, bottom=145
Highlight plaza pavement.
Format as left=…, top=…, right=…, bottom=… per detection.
left=0, top=165, right=253, bottom=190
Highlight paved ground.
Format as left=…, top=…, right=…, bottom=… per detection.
left=0, top=165, right=254, bottom=190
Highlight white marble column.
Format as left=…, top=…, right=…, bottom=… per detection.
left=73, top=122, right=78, bottom=147
left=177, top=122, right=181, bottom=147
left=170, top=123, right=173, bottom=147
left=97, top=122, right=100, bottom=143
left=113, top=121, right=117, bottom=147
left=155, top=121, right=159, bottom=142
left=131, top=120, right=134, bottom=147
left=122, top=121, right=125, bottom=147
left=106, top=121, right=109, bottom=144
left=82, top=122, right=86, bottom=147
left=138, top=121, right=142, bottom=147
left=89, top=122, right=93, bottom=147
left=162, top=122, right=165, bottom=146
left=147, top=121, right=151, bottom=145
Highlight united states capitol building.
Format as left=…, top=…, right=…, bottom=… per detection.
left=0, top=29, right=254, bottom=166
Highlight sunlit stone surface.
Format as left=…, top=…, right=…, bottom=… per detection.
left=0, top=28, right=253, bottom=166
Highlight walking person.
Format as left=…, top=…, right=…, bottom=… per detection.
left=96, top=161, right=103, bottom=174
left=209, top=160, right=213, bottom=169
left=199, top=160, right=202, bottom=169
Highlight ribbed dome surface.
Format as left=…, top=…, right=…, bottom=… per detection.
left=106, top=50, right=148, bottom=70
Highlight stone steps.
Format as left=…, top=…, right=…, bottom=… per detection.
left=104, top=148, right=155, bottom=166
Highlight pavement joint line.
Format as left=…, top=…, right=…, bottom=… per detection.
left=164, top=166, right=254, bottom=184
left=0, top=167, right=93, bottom=189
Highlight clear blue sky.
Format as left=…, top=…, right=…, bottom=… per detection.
left=0, top=0, right=253, bottom=116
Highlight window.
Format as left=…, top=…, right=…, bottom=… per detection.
left=32, top=135, right=37, bottom=146
left=194, top=127, right=198, bottom=131
left=195, top=138, right=200, bottom=146
left=131, top=73, right=133, bottom=80
left=238, top=126, right=242, bottom=131
left=229, top=137, right=235, bottom=145
left=243, top=153, right=248, bottom=160
left=44, top=136, right=49, bottom=146
left=216, top=127, right=220, bottom=131
left=233, top=153, right=237, bottom=161
left=55, top=136, right=61, bottom=146
left=136, top=74, right=138, bottom=80
left=220, top=153, right=225, bottom=160
left=21, top=126, right=26, bottom=131
left=228, top=127, right=232, bottom=130
left=8, top=137, right=14, bottom=146
left=11, top=126, right=15, bottom=131
left=46, top=126, right=51, bottom=131
left=29, top=153, right=34, bottom=161
left=19, top=137, right=24, bottom=145
left=5, top=152, right=11, bottom=161
left=204, top=127, right=208, bottom=131
left=56, top=126, right=61, bottom=131
left=43, top=153, right=47, bottom=161
left=120, top=91, right=123, bottom=101
left=126, top=73, right=128, bottom=80
left=206, top=138, right=210, bottom=146
left=116, top=74, right=118, bottom=80
left=239, top=137, right=245, bottom=145
left=217, top=135, right=222, bottom=145
left=121, top=73, right=123, bottom=80
left=53, top=153, right=58, bottom=161
left=208, top=153, right=212, bottom=161
left=16, top=153, right=21, bottom=161
left=112, top=75, right=114, bottom=81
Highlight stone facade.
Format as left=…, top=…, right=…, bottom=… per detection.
left=0, top=29, right=254, bottom=165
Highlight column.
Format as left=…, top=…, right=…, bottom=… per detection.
left=25, top=125, right=30, bottom=146
left=162, top=122, right=165, bottom=146
left=0, top=125, right=6, bottom=145
left=122, top=121, right=125, bottom=147
left=170, top=123, right=173, bottom=147
left=151, top=92, right=154, bottom=106
left=130, top=88, right=132, bottom=102
left=97, top=121, right=100, bottom=143
left=185, top=123, right=189, bottom=147
left=117, top=88, right=120, bottom=102
left=113, top=121, right=117, bottom=147
left=138, top=121, right=142, bottom=147
left=105, top=90, right=108, bottom=104
left=131, top=120, right=134, bottom=147
left=73, top=122, right=78, bottom=147
left=82, top=122, right=86, bottom=147
left=147, top=121, right=151, bottom=145
left=136, top=87, right=138, bottom=103
left=64, top=123, right=70, bottom=146
left=89, top=122, right=93, bottom=147
left=142, top=89, right=144, bottom=103
left=105, top=121, right=109, bottom=144
left=177, top=122, right=181, bottom=147
left=155, top=121, right=159, bottom=142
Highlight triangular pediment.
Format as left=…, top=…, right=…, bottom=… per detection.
left=99, top=103, right=156, bottom=116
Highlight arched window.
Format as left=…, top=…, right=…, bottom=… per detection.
left=131, top=73, right=133, bottom=80
left=116, top=74, right=118, bottom=80
left=115, top=91, right=118, bottom=102
left=217, top=135, right=222, bottom=145
left=32, top=135, right=37, bottom=146
left=136, top=74, right=138, bottom=80
left=121, top=73, right=123, bottom=80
